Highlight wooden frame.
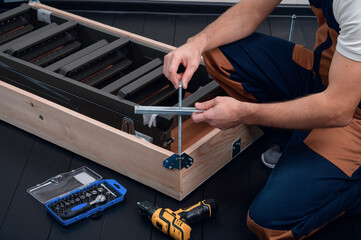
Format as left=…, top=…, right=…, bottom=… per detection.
left=0, top=3, right=262, bottom=200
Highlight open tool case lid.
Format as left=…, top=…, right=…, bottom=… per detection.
left=27, top=166, right=102, bottom=205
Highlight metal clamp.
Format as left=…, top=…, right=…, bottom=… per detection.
left=232, top=139, right=241, bottom=158
left=121, top=117, right=135, bottom=135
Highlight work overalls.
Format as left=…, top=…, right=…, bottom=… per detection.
left=202, top=0, right=361, bottom=239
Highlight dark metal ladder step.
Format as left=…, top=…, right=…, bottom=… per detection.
left=46, top=39, right=109, bottom=72
left=101, top=58, right=163, bottom=94
left=117, top=65, right=163, bottom=99
left=19, top=32, right=76, bottom=62
left=6, top=21, right=78, bottom=57
left=0, top=4, right=30, bottom=24
left=0, top=22, right=58, bottom=51
left=140, top=84, right=177, bottom=106
left=59, top=38, right=129, bottom=79
left=82, top=58, right=132, bottom=86
left=0, top=24, right=34, bottom=46
left=30, top=41, right=82, bottom=67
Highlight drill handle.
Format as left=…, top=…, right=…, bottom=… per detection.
left=176, top=199, right=217, bottom=225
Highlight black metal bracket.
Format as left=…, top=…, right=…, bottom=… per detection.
left=163, top=153, right=193, bottom=170
left=232, top=139, right=241, bottom=158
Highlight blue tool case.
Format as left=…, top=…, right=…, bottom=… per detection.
left=27, top=166, right=127, bottom=226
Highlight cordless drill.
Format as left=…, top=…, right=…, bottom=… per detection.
left=137, top=199, right=217, bottom=240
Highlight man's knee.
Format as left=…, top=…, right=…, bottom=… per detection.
left=247, top=200, right=295, bottom=240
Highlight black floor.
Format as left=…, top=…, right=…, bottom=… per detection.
left=1, top=6, right=361, bottom=240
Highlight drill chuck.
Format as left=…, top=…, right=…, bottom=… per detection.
left=137, top=201, right=158, bottom=219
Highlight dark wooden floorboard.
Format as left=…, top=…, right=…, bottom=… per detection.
left=308, top=216, right=356, bottom=240
left=47, top=156, right=105, bottom=240
left=269, top=16, right=307, bottom=46
left=206, top=15, right=218, bottom=25
left=112, top=13, right=146, bottom=35
left=82, top=12, right=115, bottom=26
left=173, top=15, right=207, bottom=47
left=0, top=137, right=72, bottom=239
left=256, top=18, right=271, bottom=35
left=299, top=17, right=318, bottom=50
left=203, top=141, right=258, bottom=240
left=351, top=215, right=361, bottom=239
left=0, top=121, right=35, bottom=227
left=142, top=14, right=176, bottom=46
left=99, top=169, right=155, bottom=240
left=1, top=6, right=361, bottom=240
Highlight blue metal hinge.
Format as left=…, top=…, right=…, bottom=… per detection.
left=163, top=153, right=193, bottom=170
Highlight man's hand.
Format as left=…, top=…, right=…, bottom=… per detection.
left=163, top=0, right=280, bottom=89
left=192, top=96, right=254, bottom=130
left=163, top=39, right=204, bottom=89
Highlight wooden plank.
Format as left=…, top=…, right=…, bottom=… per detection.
left=0, top=121, right=35, bottom=227
left=171, top=120, right=214, bottom=153
left=30, top=3, right=176, bottom=52
left=0, top=139, right=72, bottom=239
left=180, top=124, right=263, bottom=200
left=0, top=80, right=182, bottom=199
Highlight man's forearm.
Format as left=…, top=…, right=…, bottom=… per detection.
left=245, top=92, right=353, bottom=129
left=187, top=0, right=281, bottom=53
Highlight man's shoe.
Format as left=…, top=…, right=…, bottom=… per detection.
left=261, top=145, right=282, bottom=169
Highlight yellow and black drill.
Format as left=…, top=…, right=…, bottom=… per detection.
left=137, top=199, right=217, bottom=240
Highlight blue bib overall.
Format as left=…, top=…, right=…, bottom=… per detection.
left=202, top=1, right=361, bottom=239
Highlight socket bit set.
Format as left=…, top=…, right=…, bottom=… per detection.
left=28, top=167, right=127, bottom=226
